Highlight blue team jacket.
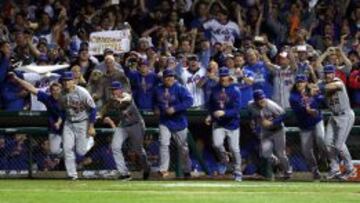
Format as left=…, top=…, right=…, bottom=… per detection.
left=37, top=91, right=64, bottom=134
left=155, top=82, right=193, bottom=132
left=289, top=91, right=323, bottom=130
left=208, top=84, right=241, bottom=130
left=127, top=70, right=160, bottom=111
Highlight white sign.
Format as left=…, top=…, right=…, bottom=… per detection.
left=89, top=30, right=131, bottom=55
left=17, top=64, right=70, bottom=74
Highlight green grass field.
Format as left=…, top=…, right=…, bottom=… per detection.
left=0, top=180, right=359, bottom=203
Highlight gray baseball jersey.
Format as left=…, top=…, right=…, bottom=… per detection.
left=248, top=99, right=291, bottom=175
left=320, top=77, right=355, bottom=174
left=248, top=99, right=286, bottom=134
left=101, top=93, right=149, bottom=176
left=60, top=85, right=96, bottom=122
left=321, top=78, right=352, bottom=114
left=271, top=65, right=295, bottom=109
left=101, top=94, right=143, bottom=127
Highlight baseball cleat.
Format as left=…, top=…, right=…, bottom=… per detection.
left=234, top=172, right=242, bottom=182
left=118, top=174, right=132, bottom=181
left=326, top=170, right=341, bottom=180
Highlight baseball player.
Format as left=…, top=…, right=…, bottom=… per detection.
left=289, top=74, right=325, bottom=180
left=59, top=71, right=97, bottom=180
left=154, top=69, right=194, bottom=178
left=248, top=89, right=292, bottom=180
left=9, top=72, right=63, bottom=156
left=100, top=81, right=150, bottom=180
left=205, top=67, right=242, bottom=181
left=319, top=65, right=356, bottom=180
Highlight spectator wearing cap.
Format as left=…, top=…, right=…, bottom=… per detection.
left=316, top=46, right=352, bottom=84
left=154, top=68, right=193, bottom=178
left=348, top=62, right=360, bottom=107
left=37, top=54, right=49, bottom=66
left=125, top=59, right=160, bottom=111
left=205, top=66, right=243, bottom=181
left=292, top=45, right=317, bottom=82
left=70, top=47, right=97, bottom=82
left=98, top=55, right=130, bottom=104
left=243, top=48, right=273, bottom=98
left=262, top=50, right=297, bottom=108
left=202, top=7, right=241, bottom=46
left=137, top=37, right=151, bottom=59
left=94, top=48, right=123, bottom=73
left=224, top=54, right=236, bottom=75
left=178, top=54, right=207, bottom=108
left=254, top=34, right=279, bottom=59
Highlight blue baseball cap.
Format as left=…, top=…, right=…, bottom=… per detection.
left=61, top=71, right=74, bottom=80
left=253, top=89, right=266, bottom=101
left=111, top=81, right=123, bottom=90
left=323, top=64, right=336, bottom=74
left=139, top=60, right=149, bottom=66
left=163, top=69, right=176, bottom=77
left=219, top=67, right=230, bottom=77
left=295, top=74, right=307, bottom=83
left=38, top=54, right=49, bottom=62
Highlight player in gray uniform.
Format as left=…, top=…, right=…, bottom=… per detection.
left=248, top=89, right=292, bottom=180
left=101, top=81, right=150, bottom=180
left=59, top=71, right=97, bottom=180
left=319, top=65, right=356, bottom=180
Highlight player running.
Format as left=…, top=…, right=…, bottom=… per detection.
left=289, top=74, right=326, bottom=180
left=319, top=65, right=356, bottom=180
left=248, top=89, right=292, bottom=180
left=154, top=69, right=194, bottom=178
left=59, top=71, right=97, bottom=180
left=100, top=81, right=150, bottom=180
left=205, top=67, right=242, bottom=181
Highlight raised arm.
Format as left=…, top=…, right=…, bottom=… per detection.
left=8, top=72, right=38, bottom=95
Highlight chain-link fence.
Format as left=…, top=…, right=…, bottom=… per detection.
left=0, top=110, right=359, bottom=180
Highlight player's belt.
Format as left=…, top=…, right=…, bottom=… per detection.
left=69, top=119, right=88, bottom=123
left=333, top=111, right=346, bottom=116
